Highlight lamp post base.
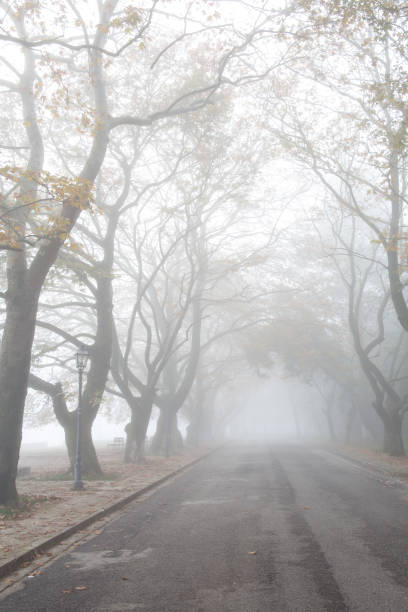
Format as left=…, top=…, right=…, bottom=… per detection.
left=73, top=463, right=84, bottom=490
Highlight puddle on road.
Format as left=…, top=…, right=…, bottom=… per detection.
left=68, top=547, right=153, bottom=571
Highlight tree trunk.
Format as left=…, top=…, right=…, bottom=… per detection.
left=63, top=416, right=103, bottom=477
left=136, top=401, right=153, bottom=462
left=151, top=407, right=183, bottom=456
left=123, top=398, right=153, bottom=463
left=124, top=412, right=144, bottom=464
left=354, top=396, right=382, bottom=444
left=124, top=422, right=134, bottom=464
left=383, top=414, right=405, bottom=457
left=0, top=293, right=38, bottom=506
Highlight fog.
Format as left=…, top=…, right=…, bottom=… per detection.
left=0, top=1, right=407, bottom=504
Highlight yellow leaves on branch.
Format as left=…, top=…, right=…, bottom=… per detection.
left=0, top=230, right=19, bottom=250
left=110, top=6, right=142, bottom=34
left=0, top=167, right=94, bottom=210
left=97, top=6, right=142, bottom=36
left=0, top=167, right=95, bottom=248
left=77, top=109, right=106, bottom=136
left=14, top=1, right=40, bottom=18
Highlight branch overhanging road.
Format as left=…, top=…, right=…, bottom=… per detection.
left=1, top=444, right=408, bottom=611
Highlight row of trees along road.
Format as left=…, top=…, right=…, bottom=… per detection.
left=2, top=1, right=408, bottom=506
left=0, top=0, right=297, bottom=505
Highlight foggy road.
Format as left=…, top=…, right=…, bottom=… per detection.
left=1, top=444, right=408, bottom=611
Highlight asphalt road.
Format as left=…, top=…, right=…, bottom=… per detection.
left=1, top=444, right=408, bottom=611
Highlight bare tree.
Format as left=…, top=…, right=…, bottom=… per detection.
left=0, top=0, right=294, bottom=504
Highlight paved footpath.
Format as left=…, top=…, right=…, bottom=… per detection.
left=1, top=444, right=408, bottom=611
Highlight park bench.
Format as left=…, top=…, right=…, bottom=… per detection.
left=17, top=466, right=31, bottom=478
left=108, top=437, right=125, bottom=448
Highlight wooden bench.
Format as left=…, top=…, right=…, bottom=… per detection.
left=108, top=437, right=125, bottom=448
left=17, top=466, right=31, bottom=478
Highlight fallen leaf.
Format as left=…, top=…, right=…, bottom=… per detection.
left=62, top=589, right=72, bottom=594
left=65, top=564, right=71, bottom=568
left=75, top=586, right=87, bottom=591
left=303, top=506, right=310, bottom=510
left=248, top=551, right=257, bottom=555
left=122, top=576, right=129, bottom=581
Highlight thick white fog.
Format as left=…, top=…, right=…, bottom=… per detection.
left=0, top=0, right=407, bottom=503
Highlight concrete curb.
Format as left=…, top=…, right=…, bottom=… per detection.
left=325, top=447, right=408, bottom=484
left=0, top=448, right=219, bottom=580
left=326, top=448, right=391, bottom=474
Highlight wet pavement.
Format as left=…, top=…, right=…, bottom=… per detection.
left=1, top=444, right=408, bottom=611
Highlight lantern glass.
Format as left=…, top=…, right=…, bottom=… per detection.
left=76, top=346, right=89, bottom=371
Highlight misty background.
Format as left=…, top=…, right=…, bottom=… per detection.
left=0, top=0, right=407, bottom=504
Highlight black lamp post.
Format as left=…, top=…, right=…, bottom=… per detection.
left=73, top=345, right=89, bottom=491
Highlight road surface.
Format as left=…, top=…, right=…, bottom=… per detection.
left=1, top=444, right=408, bottom=611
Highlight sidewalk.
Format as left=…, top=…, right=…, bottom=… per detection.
left=0, top=446, right=212, bottom=578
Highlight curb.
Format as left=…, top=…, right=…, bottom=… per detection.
left=324, top=447, right=408, bottom=483
left=327, top=448, right=391, bottom=475
left=0, top=448, right=219, bottom=580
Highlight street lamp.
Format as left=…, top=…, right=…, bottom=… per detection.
left=73, top=345, right=89, bottom=490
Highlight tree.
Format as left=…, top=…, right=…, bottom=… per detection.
left=0, top=0, right=292, bottom=504
left=329, top=212, right=408, bottom=455
left=273, top=0, right=408, bottom=332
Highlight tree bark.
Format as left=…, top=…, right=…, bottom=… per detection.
left=0, top=293, right=38, bottom=505
left=0, top=1, right=118, bottom=505
left=151, top=407, right=183, bottom=456
left=63, top=414, right=103, bottom=477
left=383, top=413, right=405, bottom=457
left=123, top=398, right=153, bottom=463
left=124, top=422, right=134, bottom=464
